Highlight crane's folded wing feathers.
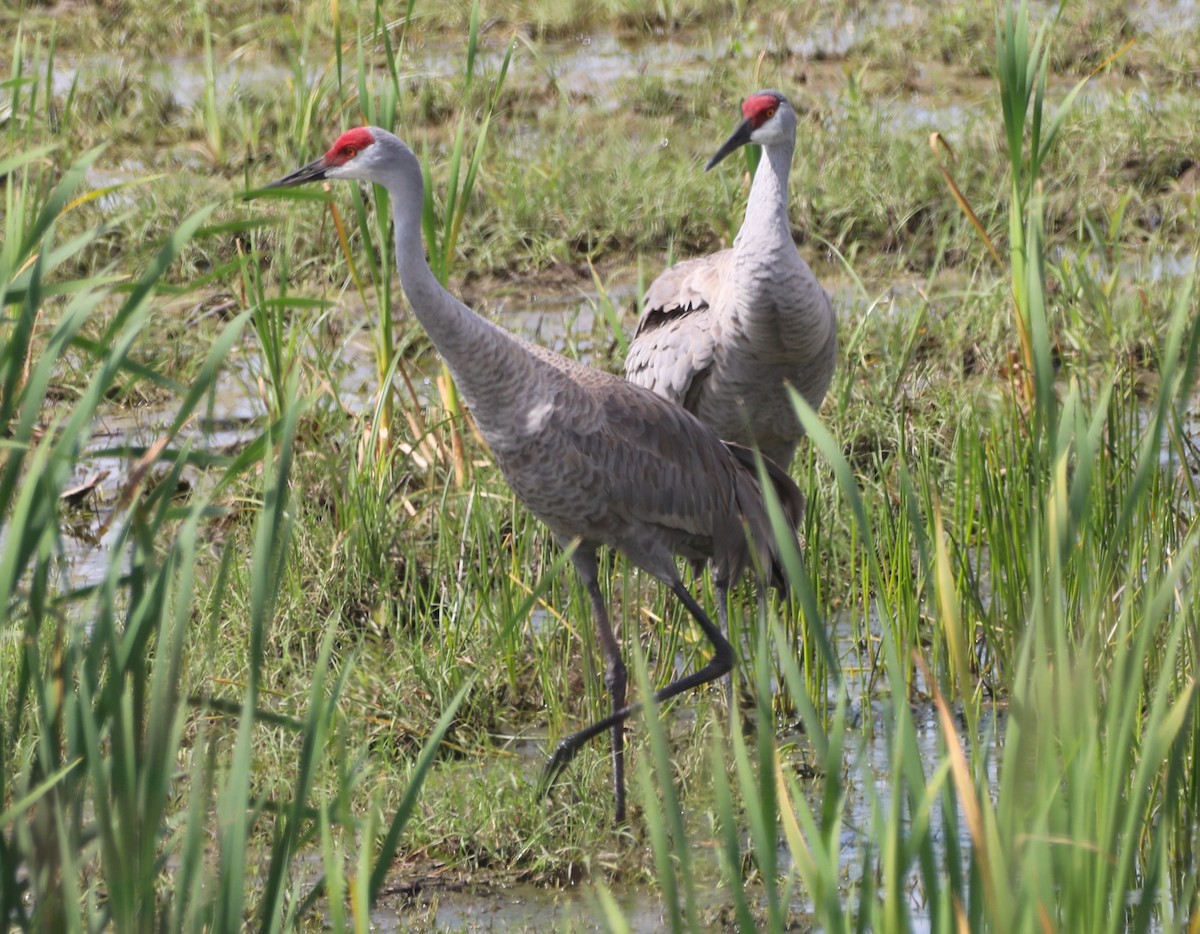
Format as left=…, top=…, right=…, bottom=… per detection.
left=623, top=251, right=731, bottom=404
left=571, top=383, right=738, bottom=531
left=547, top=377, right=800, bottom=585
left=634, top=251, right=730, bottom=334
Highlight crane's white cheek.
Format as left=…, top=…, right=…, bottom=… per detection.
left=327, top=164, right=365, bottom=182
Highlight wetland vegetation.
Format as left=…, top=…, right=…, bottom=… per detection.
left=2, top=0, right=1199, bottom=930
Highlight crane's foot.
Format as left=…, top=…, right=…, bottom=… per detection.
left=540, top=735, right=631, bottom=824
left=539, top=709, right=635, bottom=815
left=537, top=736, right=582, bottom=801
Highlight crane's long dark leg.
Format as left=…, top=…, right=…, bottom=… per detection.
left=588, top=566, right=629, bottom=823
left=655, top=578, right=735, bottom=702
left=541, top=550, right=629, bottom=821
left=541, top=576, right=733, bottom=815
left=715, top=576, right=735, bottom=712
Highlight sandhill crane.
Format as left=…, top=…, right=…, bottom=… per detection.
left=624, top=90, right=838, bottom=470
left=267, top=126, right=804, bottom=823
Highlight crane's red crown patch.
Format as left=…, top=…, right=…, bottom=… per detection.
left=325, top=127, right=375, bottom=165
left=741, top=93, right=782, bottom=127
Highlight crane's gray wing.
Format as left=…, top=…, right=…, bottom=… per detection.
left=573, top=382, right=737, bottom=536
left=490, top=351, right=736, bottom=550
left=547, top=374, right=789, bottom=585
left=583, top=390, right=802, bottom=588
left=623, top=250, right=732, bottom=407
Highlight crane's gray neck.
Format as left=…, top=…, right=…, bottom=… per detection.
left=373, top=136, right=524, bottom=417
left=735, top=139, right=794, bottom=252
left=727, top=131, right=835, bottom=362
left=375, top=139, right=467, bottom=349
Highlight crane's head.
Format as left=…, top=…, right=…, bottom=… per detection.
left=706, top=91, right=795, bottom=171
left=267, top=126, right=391, bottom=188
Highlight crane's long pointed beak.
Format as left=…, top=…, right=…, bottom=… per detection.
left=705, top=119, right=754, bottom=171
left=265, top=157, right=328, bottom=189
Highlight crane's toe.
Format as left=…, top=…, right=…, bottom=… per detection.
left=538, top=737, right=581, bottom=799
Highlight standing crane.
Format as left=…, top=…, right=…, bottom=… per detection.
left=624, top=90, right=838, bottom=470
left=266, top=126, right=804, bottom=823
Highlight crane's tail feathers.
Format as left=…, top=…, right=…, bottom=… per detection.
left=723, top=442, right=805, bottom=593
left=724, top=443, right=805, bottom=527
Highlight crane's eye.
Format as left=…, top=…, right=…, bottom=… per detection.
left=765, top=107, right=777, bottom=119
left=343, top=147, right=358, bottom=158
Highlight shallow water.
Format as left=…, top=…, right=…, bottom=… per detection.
left=1132, top=0, right=1200, bottom=31
left=375, top=881, right=676, bottom=932
left=59, top=403, right=260, bottom=593
left=362, top=697, right=999, bottom=932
